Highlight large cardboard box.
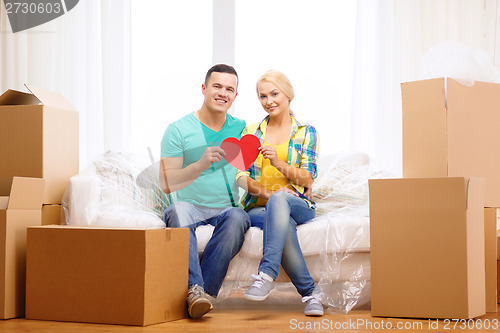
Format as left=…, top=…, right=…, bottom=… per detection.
left=498, top=261, right=500, bottom=304
left=0, top=84, right=79, bottom=204
left=497, top=229, right=500, bottom=259
left=369, top=177, right=485, bottom=319
left=402, top=78, right=500, bottom=207
left=0, top=177, right=44, bottom=319
left=485, top=208, right=497, bottom=312
left=26, top=226, right=188, bottom=326
left=497, top=230, right=500, bottom=304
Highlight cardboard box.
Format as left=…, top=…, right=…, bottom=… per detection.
left=485, top=208, right=497, bottom=312
left=0, top=177, right=44, bottom=319
left=369, top=177, right=485, bottom=319
left=0, top=84, right=79, bottom=204
left=402, top=78, right=500, bottom=207
left=497, top=230, right=500, bottom=304
left=26, top=226, right=188, bottom=326
left=41, top=204, right=62, bottom=225
left=497, top=229, right=500, bottom=259
left=497, top=260, right=500, bottom=304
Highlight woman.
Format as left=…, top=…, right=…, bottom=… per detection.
left=236, top=70, right=322, bottom=316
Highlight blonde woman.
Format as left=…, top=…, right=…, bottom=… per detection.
left=237, top=70, right=322, bottom=316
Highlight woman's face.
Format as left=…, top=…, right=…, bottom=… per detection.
left=257, top=81, right=290, bottom=117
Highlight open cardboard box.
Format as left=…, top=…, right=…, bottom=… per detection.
left=41, top=204, right=63, bottom=225
left=402, top=78, right=500, bottom=207
left=0, top=84, right=79, bottom=204
left=26, top=226, right=189, bottom=326
left=0, top=177, right=45, bottom=319
left=369, top=177, right=486, bottom=319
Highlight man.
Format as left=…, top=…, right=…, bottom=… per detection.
left=160, top=64, right=250, bottom=319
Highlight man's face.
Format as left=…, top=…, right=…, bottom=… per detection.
left=202, top=72, right=238, bottom=114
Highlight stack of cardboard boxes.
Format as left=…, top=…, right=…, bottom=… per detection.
left=1, top=84, right=189, bottom=326
left=370, top=78, right=499, bottom=319
left=0, top=85, right=78, bottom=319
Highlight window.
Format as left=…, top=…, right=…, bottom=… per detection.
left=131, top=0, right=213, bottom=157
left=234, top=0, right=357, bottom=155
left=131, top=0, right=357, bottom=158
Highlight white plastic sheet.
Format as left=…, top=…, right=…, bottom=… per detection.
left=63, top=150, right=391, bottom=313
left=62, top=151, right=170, bottom=228
left=420, top=41, right=500, bottom=86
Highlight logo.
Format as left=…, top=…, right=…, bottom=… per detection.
left=3, top=0, right=79, bottom=33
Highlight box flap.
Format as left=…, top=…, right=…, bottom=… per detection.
left=0, top=89, right=40, bottom=106
left=25, top=84, right=77, bottom=112
left=1, top=177, right=45, bottom=209
left=0, top=196, right=8, bottom=209
left=369, top=177, right=469, bottom=212
left=401, top=78, right=448, bottom=177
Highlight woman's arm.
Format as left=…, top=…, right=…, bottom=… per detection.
left=237, top=175, right=274, bottom=199
left=259, top=146, right=314, bottom=188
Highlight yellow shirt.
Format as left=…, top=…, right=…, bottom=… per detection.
left=255, top=139, right=294, bottom=207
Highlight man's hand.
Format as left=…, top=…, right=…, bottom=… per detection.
left=198, top=146, right=226, bottom=171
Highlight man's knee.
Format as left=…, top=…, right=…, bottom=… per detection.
left=163, top=201, right=193, bottom=228
left=222, top=208, right=250, bottom=233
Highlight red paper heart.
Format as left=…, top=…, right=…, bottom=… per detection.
left=221, top=134, right=260, bottom=171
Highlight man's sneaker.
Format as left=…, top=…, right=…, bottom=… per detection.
left=303, top=296, right=324, bottom=316
left=244, top=272, right=275, bottom=301
left=187, top=285, right=213, bottom=319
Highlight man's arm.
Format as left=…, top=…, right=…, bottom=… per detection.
left=159, top=146, right=226, bottom=194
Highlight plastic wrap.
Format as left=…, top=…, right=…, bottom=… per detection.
left=62, top=150, right=171, bottom=228
left=64, top=150, right=391, bottom=314
left=212, top=152, right=392, bottom=314
left=311, top=152, right=393, bottom=216
left=420, top=41, right=500, bottom=86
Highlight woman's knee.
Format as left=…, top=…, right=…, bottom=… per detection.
left=267, top=191, right=293, bottom=207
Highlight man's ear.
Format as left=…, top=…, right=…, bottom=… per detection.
left=235, top=92, right=238, bottom=98
left=201, top=84, right=206, bottom=94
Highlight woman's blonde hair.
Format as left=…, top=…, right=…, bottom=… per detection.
left=256, top=70, right=295, bottom=102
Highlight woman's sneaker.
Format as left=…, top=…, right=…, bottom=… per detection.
left=303, top=295, right=324, bottom=316
left=187, top=284, right=213, bottom=318
left=244, top=272, right=275, bottom=301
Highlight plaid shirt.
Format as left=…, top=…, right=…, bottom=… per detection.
left=236, top=114, right=319, bottom=210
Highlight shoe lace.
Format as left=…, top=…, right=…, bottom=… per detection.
left=188, top=285, right=204, bottom=299
left=302, top=295, right=321, bottom=305
left=250, top=274, right=265, bottom=288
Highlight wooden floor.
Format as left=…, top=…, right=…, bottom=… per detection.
left=1, top=297, right=499, bottom=333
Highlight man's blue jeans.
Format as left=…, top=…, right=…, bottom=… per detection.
left=247, top=191, right=316, bottom=297
left=163, top=201, right=250, bottom=297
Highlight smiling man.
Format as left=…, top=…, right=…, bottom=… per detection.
left=160, top=64, right=250, bottom=319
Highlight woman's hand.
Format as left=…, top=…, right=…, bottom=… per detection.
left=274, top=186, right=299, bottom=197
left=259, top=145, right=283, bottom=168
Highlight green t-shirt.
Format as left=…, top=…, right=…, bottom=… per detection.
left=160, top=112, right=246, bottom=208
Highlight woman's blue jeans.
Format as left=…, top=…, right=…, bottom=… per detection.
left=247, top=191, right=316, bottom=297
left=163, top=201, right=250, bottom=298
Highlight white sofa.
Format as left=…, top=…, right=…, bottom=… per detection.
left=63, top=151, right=391, bottom=313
